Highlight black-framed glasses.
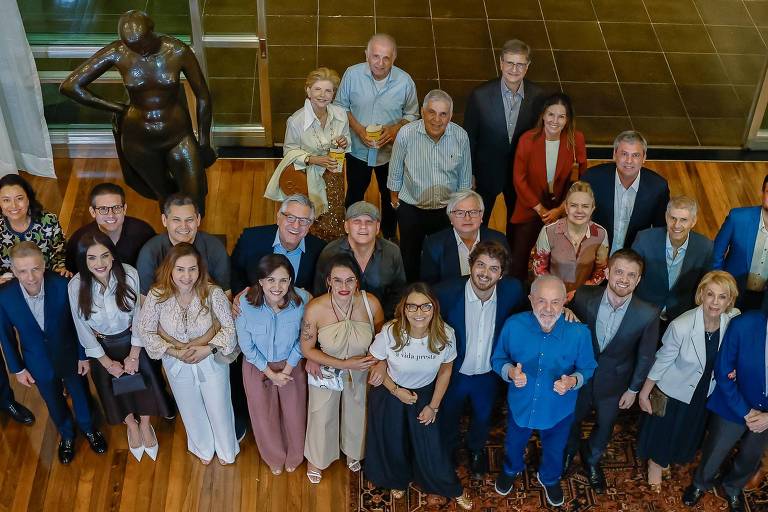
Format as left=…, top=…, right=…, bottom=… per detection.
left=404, top=302, right=433, bottom=313
left=450, top=209, right=482, bottom=218
left=280, top=212, right=313, bottom=226
left=93, top=204, right=124, bottom=215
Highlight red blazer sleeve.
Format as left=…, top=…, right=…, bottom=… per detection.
left=575, top=131, right=587, bottom=176
left=512, top=130, right=542, bottom=209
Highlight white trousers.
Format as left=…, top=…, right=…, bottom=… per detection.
left=163, top=355, right=240, bottom=463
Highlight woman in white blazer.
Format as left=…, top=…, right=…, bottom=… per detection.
left=636, top=271, right=740, bottom=492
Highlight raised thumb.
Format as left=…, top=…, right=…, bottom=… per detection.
left=516, top=362, right=522, bottom=370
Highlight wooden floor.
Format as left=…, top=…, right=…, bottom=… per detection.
left=3, top=156, right=768, bottom=512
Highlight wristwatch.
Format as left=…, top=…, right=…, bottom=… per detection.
left=210, top=346, right=218, bottom=354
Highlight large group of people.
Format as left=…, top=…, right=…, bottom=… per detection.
left=0, top=32, right=767, bottom=512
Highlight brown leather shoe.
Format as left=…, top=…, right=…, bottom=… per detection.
left=744, top=469, right=765, bottom=490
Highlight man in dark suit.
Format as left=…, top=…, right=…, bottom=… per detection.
left=583, top=131, right=670, bottom=253
left=421, top=189, right=508, bottom=284
left=435, top=241, right=524, bottom=478
left=632, top=196, right=713, bottom=324
left=230, top=194, right=326, bottom=294
left=712, top=174, right=768, bottom=311
left=463, top=39, right=546, bottom=225
left=565, top=248, right=659, bottom=493
left=0, top=242, right=107, bottom=464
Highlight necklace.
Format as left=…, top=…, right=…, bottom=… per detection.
left=705, top=330, right=717, bottom=342
left=330, top=294, right=353, bottom=321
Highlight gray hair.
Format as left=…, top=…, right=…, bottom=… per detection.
left=422, top=89, right=453, bottom=113
left=279, top=193, right=316, bottom=221
left=500, top=39, right=531, bottom=60
left=666, top=195, right=698, bottom=217
left=530, top=275, right=567, bottom=298
left=9, top=241, right=43, bottom=262
left=446, top=189, right=484, bottom=217
left=613, top=130, right=648, bottom=154
left=366, top=33, right=397, bottom=56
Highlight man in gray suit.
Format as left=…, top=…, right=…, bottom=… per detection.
left=463, top=39, right=546, bottom=225
left=631, top=196, right=713, bottom=324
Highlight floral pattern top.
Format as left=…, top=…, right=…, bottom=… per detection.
left=0, top=211, right=67, bottom=274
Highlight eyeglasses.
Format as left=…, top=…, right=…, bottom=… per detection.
left=450, top=209, right=482, bottom=218
left=505, top=61, right=529, bottom=71
left=404, top=302, right=433, bottom=313
left=93, top=204, right=124, bottom=215
left=331, top=277, right=357, bottom=287
left=280, top=212, right=313, bottom=226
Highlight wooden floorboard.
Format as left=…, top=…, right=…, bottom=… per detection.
left=3, top=157, right=768, bottom=511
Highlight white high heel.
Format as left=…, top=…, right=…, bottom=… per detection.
left=142, top=424, right=159, bottom=461
left=127, top=427, right=145, bottom=462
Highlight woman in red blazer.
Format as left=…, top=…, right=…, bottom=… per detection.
left=507, top=93, right=588, bottom=281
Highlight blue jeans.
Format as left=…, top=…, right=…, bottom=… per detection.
left=503, top=413, right=575, bottom=485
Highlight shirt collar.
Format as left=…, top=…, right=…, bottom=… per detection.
left=465, top=278, right=497, bottom=304
left=501, top=79, right=525, bottom=98
left=416, top=119, right=452, bottom=140
left=554, top=218, right=593, bottom=239
left=665, top=232, right=690, bottom=254
left=614, top=170, right=641, bottom=192
left=363, top=65, right=392, bottom=83
left=340, top=236, right=383, bottom=257
left=19, top=281, right=44, bottom=301
left=272, top=230, right=306, bottom=253
left=302, top=98, right=336, bottom=131
left=92, top=271, right=118, bottom=295
left=453, top=228, right=480, bottom=249
left=600, top=289, right=632, bottom=313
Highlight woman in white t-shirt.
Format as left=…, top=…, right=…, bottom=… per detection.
left=363, top=283, right=472, bottom=510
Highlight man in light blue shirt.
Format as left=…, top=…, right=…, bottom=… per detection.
left=387, top=89, right=473, bottom=281
left=335, top=33, right=420, bottom=239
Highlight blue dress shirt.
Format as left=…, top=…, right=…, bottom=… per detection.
left=272, top=230, right=305, bottom=279
left=235, top=288, right=309, bottom=371
left=492, top=312, right=597, bottom=429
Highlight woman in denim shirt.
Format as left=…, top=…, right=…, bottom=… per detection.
left=236, top=254, right=310, bottom=475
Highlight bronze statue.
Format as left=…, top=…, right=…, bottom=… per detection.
left=60, top=10, right=216, bottom=215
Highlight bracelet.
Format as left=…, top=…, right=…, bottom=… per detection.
left=128, top=357, right=138, bottom=362
left=426, top=404, right=439, bottom=414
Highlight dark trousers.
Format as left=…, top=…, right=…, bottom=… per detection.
left=503, top=413, right=575, bottom=485
left=507, top=218, right=544, bottom=282
left=565, top=384, right=621, bottom=466
left=345, top=155, right=397, bottom=238
left=230, top=354, right=249, bottom=436
left=693, top=414, right=768, bottom=497
left=364, top=383, right=462, bottom=497
left=397, top=202, right=450, bottom=282
left=38, top=372, right=94, bottom=440
left=440, top=371, right=500, bottom=454
left=0, top=352, right=14, bottom=407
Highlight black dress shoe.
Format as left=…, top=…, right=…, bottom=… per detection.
left=584, top=464, right=607, bottom=494
left=84, top=431, right=107, bottom=454
left=682, top=485, right=706, bottom=506
left=58, top=439, right=75, bottom=464
left=469, top=451, right=489, bottom=478
left=2, top=401, right=35, bottom=425
left=726, top=493, right=745, bottom=512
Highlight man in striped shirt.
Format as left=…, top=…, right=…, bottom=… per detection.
left=387, top=89, right=472, bottom=281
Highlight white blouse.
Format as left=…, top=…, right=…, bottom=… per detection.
left=284, top=99, right=350, bottom=169
left=67, top=264, right=142, bottom=359
left=137, top=285, right=237, bottom=360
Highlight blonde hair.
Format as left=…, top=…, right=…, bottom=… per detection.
left=305, top=67, right=340, bottom=90
left=565, top=180, right=595, bottom=204
left=666, top=195, right=698, bottom=217
left=695, top=270, right=738, bottom=312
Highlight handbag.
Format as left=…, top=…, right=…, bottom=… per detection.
left=307, top=365, right=345, bottom=391
left=278, top=163, right=309, bottom=196
left=112, top=373, right=147, bottom=396
left=649, top=386, right=668, bottom=417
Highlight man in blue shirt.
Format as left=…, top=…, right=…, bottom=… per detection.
left=491, top=275, right=596, bottom=507
left=335, top=33, right=420, bottom=240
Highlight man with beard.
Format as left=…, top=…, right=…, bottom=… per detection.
left=564, top=248, right=659, bottom=493
left=491, top=275, right=596, bottom=507
left=431, top=241, right=523, bottom=478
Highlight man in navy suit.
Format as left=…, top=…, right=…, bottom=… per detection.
left=632, top=196, right=713, bottom=323
left=683, top=310, right=768, bottom=512
left=421, top=189, right=508, bottom=284
left=463, top=39, right=546, bottom=225
left=230, top=193, right=326, bottom=294
left=434, top=241, right=523, bottom=478
left=0, top=242, right=107, bottom=464
left=712, top=174, right=768, bottom=311
left=583, top=131, right=670, bottom=254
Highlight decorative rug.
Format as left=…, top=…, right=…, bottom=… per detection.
left=350, top=408, right=768, bottom=511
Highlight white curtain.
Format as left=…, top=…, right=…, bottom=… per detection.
left=0, top=0, right=55, bottom=178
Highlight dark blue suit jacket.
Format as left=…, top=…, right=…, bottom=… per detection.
left=707, top=311, right=768, bottom=424
left=0, top=272, right=84, bottom=381
left=230, top=224, right=326, bottom=294
left=582, top=163, right=670, bottom=250
left=712, top=206, right=762, bottom=293
left=434, top=276, right=524, bottom=375
left=632, top=227, right=713, bottom=321
left=420, top=226, right=509, bottom=284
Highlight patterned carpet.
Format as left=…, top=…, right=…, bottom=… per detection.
left=350, top=409, right=768, bottom=511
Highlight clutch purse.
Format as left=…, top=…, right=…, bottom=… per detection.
left=649, top=386, right=668, bottom=417
left=112, top=373, right=147, bottom=396
left=278, top=163, right=309, bottom=196
left=307, top=365, right=345, bottom=392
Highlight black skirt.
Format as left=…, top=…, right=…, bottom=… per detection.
left=89, top=329, right=173, bottom=424
left=363, top=381, right=462, bottom=498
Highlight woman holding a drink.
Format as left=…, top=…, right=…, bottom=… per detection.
left=283, top=67, right=350, bottom=241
